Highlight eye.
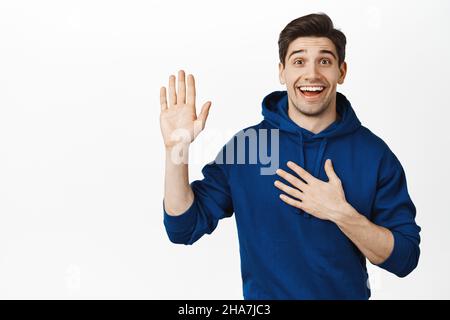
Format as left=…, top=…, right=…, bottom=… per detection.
left=293, top=59, right=304, bottom=65
left=320, top=58, right=331, bottom=65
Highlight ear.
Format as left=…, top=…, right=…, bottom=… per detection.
left=278, top=62, right=285, bottom=85
left=337, top=61, right=347, bottom=85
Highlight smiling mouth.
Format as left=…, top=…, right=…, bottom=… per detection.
left=297, top=85, right=326, bottom=98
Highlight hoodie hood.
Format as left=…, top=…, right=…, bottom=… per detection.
left=262, top=90, right=361, bottom=190
left=262, top=90, right=361, bottom=138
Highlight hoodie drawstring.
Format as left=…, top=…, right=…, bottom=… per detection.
left=298, top=131, right=305, bottom=168
left=314, top=138, right=328, bottom=177
left=298, top=134, right=328, bottom=219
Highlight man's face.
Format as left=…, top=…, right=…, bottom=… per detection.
left=279, top=37, right=347, bottom=117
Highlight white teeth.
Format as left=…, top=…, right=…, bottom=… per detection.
left=298, top=86, right=324, bottom=92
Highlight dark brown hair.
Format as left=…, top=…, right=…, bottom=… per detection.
left=278, top=13, right=346, bottom=66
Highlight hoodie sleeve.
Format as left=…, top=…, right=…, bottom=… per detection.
left=371, top=148, right=421, bottom=277
left=163, top=150, right=234, bottom=245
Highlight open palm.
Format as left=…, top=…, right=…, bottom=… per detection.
left=160, top=70, right=211, bottom=149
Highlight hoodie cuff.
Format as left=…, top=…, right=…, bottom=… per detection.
left=163, top=199, right=197, bottom=233
left=377, top=231, right=410, bottom=277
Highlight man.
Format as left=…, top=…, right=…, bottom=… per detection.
left=159, top=13, right=421, bottom=299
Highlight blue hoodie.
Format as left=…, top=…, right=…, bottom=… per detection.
left=163, top=91, right=421, bottom=300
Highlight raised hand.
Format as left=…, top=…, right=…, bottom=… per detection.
left=160, top=70, right=212, bottom=149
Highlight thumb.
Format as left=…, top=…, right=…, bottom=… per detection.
left=324, top=159, right=340, bottom=183
left=193, top=101, right=212, bottom=139
left=197, top=101, right=212, bottom=129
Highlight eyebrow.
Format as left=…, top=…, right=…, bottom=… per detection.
left=288, top=49, right=337, bottom=60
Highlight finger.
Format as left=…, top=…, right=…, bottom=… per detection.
left=275, top=168, right=307, bottom=191
left=186, top=74, right=196, bottom=106
left=279, top=194, right=303, bottom=209
left=287, top=161, right=314, bottom=183
left=168, top=75, right=177, bottom=106
left=160, top=87, right=168, bottom=111
left=274, top=180, right=304, bottom=200
left=324, top=159, right=341, bottom=183
left=177, top=70, right=186, bottom=105
left=197, top=101, right=212, bottom=129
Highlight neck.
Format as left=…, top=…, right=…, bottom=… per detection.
left=287, top=100, right=339, bottom=134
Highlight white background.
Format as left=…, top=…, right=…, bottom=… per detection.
left=0, top=0, right=449, bottom=299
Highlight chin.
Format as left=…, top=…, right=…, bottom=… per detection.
left=296, top=103, right=329, bottom=117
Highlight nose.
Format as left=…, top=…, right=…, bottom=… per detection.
left=303, top=62, right=321, bottom=81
